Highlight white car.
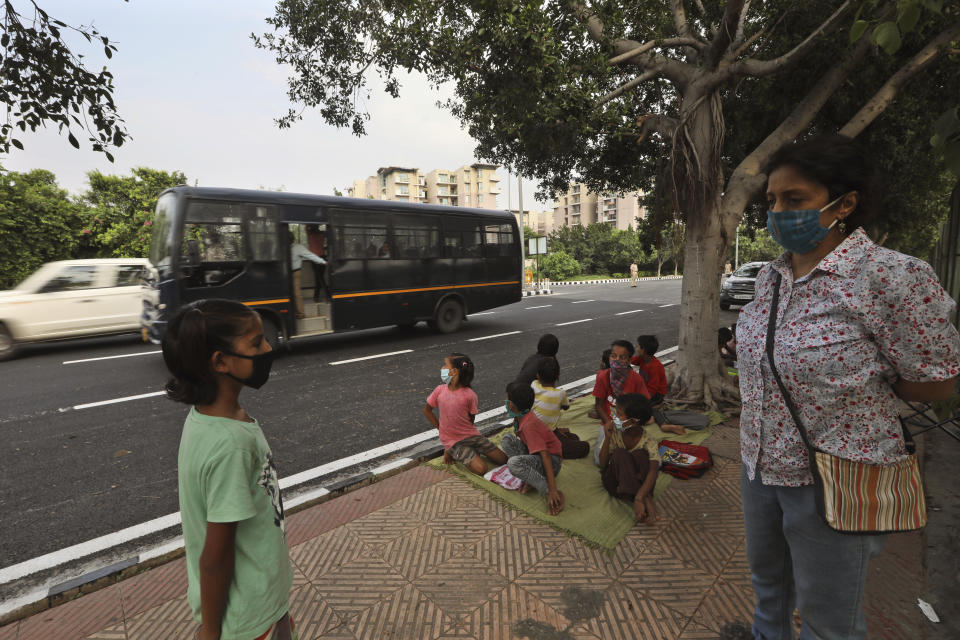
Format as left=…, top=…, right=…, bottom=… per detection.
left=0, top=258, right=150, bottom=361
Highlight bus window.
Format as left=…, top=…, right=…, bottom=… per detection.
left=443, top=218, right=483, bottom=258
left=334, top=211, right=388, bottom=259
left=181, top=202, right=245, bottom=287
left=484, top=223, right=518, bottom=257
left=393, top=214, right=440, bottom=259
left=249, top=207, right=280, bottom=261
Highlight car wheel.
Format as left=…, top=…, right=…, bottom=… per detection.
left=0, top=325, right=18, bottom=361
left=260, top=315, right=281, bottom=350
left=720, top=303, right=730, bottom=310
left=432, top=298, right=464, bottom=334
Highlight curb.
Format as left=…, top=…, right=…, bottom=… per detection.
left=522, top=288, right=553, bottom=296
left=551, top=275, right=683, bottom=286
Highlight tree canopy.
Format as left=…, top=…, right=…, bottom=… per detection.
left=0, top=1, right=129, bottom=158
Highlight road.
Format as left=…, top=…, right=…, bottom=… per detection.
left=0, top=279, right=742, bottom=567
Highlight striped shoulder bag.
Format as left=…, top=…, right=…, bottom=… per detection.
left=765, top=272, right=926, bottom=533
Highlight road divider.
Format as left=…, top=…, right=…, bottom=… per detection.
left=329, top=349, right=413, bottom=366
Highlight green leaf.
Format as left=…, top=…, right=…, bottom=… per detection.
left=872, top=21, right=902, bottom=55
left=104, top=46, right=112, bottom=59
left=67, top=132, right=80, bottom=148
left=11, top=139, right=23, bottom=150
left=933, top=107, right=960, bottom=140
left=849, top=20, right=869, bottom=44
left=898, top=3, right=923, bottom=33
left=920, top=0, right=943, bottom=13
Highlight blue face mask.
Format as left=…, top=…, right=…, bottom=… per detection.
left=505, top=400, right=529, bottom=419
left=766, top=194, right=847, bottom=255
left=441, top=368, right=453, bottom=384
left=612, top=414, right=624, bottom=431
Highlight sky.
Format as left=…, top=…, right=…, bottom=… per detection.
left=2, top=0, right=550, bottom=209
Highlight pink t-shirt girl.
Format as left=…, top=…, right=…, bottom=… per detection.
left=427, top=384, right=480, bottom=449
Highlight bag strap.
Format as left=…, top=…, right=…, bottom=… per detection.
left=765, top=272, right=818, bottom=453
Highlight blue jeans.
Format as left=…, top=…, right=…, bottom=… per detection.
left=741, top=467, right=886, bottom=640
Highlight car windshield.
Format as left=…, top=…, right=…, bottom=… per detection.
left=734, top=264, right=764, bottom=278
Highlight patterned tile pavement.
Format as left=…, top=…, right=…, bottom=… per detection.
left=0, top=425, right=933, bottom=640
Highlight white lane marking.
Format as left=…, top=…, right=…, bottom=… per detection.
left=329, top=349, right=413, bottom=366
left=72, top=391, right=166, bottom=411
left=657, top=345, right=679, bottom=356
left=571, top=300, right=595, bottom=304
left=63, top=351, right=161, bottom=365
left=467, top=330, right=522, bottom=342
left=555, top=318, right=593, bottom=326
left=470, top=311, right=496, bottom=316
left=659, top=303, right=677, bottom=308
left=525, top=305, right=552, bottom=310
left=615, top=309, right=643, bottom=316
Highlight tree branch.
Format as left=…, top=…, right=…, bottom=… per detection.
left=671, top=0, right=691, bottom=38
left=840, top=22, right=960, bottom=138
left=635, top=114, right=679, bottom=144
left=722, top=30, right=874, bottom=218
left=596, top=68, right=662, bottom=105
left=609, top=37, right=706, bottom=65
left=724, top=1, right=854, bottom=78
left=725, top=10, right=788, bottom=63
left=707, top=0, right=747, bottom=67
left=732, top=0, right=753, bottom=48
left=571, top=1, right=643, bottom=57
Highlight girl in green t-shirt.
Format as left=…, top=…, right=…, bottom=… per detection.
left=163, top=299, right=296, bottom=640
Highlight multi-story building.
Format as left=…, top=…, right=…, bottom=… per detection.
left=551, top=183, right=644, bottom=230
left=348, top=163, right=500, bottom=209
left=509, top=209, right=554, bottom=236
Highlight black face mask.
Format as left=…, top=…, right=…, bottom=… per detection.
left=223, top=350, right=275, bottom=389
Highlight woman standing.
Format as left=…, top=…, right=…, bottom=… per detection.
left=736, top=135, right=960, bottom=639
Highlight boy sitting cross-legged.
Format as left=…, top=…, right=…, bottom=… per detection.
left=501, top=382, right=564, bottom=515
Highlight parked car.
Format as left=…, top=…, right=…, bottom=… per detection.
left=0, top=258, right=150, bottom=360
left=720, top=261, right=769, bottom=310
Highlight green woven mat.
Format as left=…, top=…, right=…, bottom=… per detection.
left=426, top=395, right=722, bottom=550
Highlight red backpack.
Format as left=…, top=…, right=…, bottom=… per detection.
left=658, top=440, right=714, bottom=479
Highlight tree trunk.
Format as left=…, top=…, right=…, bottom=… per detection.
left=668, top=89, right=740, bottom=411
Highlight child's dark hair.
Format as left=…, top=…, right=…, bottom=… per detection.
left=162, top=299, right=257, bottom=405
left=766, top=134, right=880, bottom=235
left=537, top=357, right=560, bottom=386
left=536, top=333, right=559, bottom=357
left=636, top=335, right=658, bottom=356
left=616, top=393, right=652, bottom=424
left=718, top=327, right=733, bottom=347
left=448, top=352, right=475, bottom=387
left=506, top=381, right=535, bottom=412
left=601, top=348, right=612, bottom=369
left=611, top=339, right=635, bottom=356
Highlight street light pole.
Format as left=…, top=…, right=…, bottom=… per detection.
left=735, top=226, right=740, bottom=270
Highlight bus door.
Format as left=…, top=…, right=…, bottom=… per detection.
left=280, top=207, right=332, bottom=335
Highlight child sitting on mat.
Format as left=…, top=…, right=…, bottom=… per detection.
left=532, top=358, right=588, bottom=459
left=595, top=393, right=661, bottom=524
left=501, top=382, right=564, bottom=515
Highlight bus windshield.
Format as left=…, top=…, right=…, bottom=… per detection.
left=149, top=193, right=177, bottom=274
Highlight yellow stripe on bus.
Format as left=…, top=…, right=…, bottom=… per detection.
left=242, top=298, right=290, bottom=306
left=331, top=280, right=520, bottom=300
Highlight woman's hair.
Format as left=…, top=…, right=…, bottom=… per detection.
left=601, top=348, right=612, bottom=369
left=506, top=381, right=535, bottom=412
left=636, top=335, right=659, bottom=356
left=162, top=299, right=257, bottom=405
left=537, top=357, right=560, bottom=386
left=536, top=333, right=559, bottom=357
left=616, top=393, right=652, bottom=424
left=611, top=339, right=635, bottom=357
left=766, top=134, right=880, bottom=235
left=448, top=352, right=475, bottom=388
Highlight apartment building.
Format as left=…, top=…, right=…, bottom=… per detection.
left=552, top=183, right=645, bottom=230
left=509, top=209, right=554, bottom=236
left=348, top=163, right=500, bottom=209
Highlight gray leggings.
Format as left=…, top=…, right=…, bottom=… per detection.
left=501, top=432, right=562, bottom=496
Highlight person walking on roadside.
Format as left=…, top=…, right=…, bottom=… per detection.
left=736, top=135, right=960, bottom=640
left=162, top=300, right=297, bottom=640
left=629, top=260, right=639, bottom=286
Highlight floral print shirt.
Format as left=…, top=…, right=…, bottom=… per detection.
left=737, top=229, right=960, bottom=486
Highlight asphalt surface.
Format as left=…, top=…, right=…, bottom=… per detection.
left=0, top=279, right=743, bottom=568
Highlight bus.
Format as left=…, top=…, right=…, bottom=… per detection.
left=141, top=187, right=522, bottom=346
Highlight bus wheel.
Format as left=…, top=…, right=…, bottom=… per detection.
left=431, top=299, right=464, bottom=334
left=260, top=315, right=281, bottom=350
left=0, top=325, right=18, bottom=361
